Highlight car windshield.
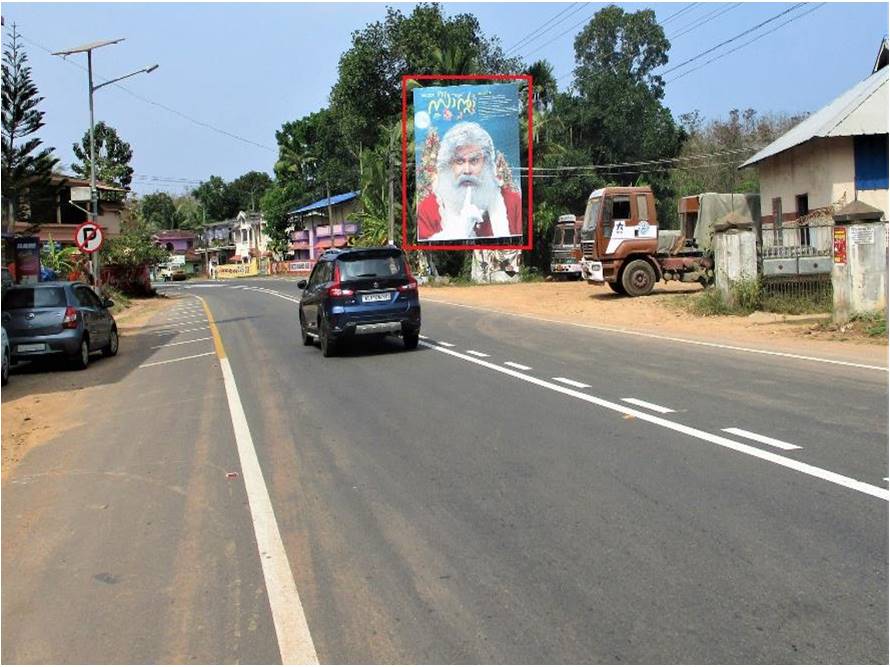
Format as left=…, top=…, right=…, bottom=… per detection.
left=2, top=287, right=67, bottom=310
left=557, top=226, right=576, bottom=245
left=339, top=255, right=406, bottom=280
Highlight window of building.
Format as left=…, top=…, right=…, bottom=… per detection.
left=796, top=193, right=810, bottom=246
left=772, top=197, right=783, bottom=245
left=854, top=135, right=889, bottom=190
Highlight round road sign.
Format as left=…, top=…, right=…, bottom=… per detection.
left=74, top=222, right=104, bottom=254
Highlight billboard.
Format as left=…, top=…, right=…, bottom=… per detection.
left=413, top=83, right=523, bottom=243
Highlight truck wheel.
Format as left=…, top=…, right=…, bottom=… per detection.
left=607, top=281, right=627, bottom=295
left=622, top=260, right=656, bottom=297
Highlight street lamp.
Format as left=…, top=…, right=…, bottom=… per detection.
left=52, top=38, right=158, bottom=287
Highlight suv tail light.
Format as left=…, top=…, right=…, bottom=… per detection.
left=62, top=306, right=79, bottom=329
left=398, top=257, right=417, bottom=292
left=328, top=263, right=354, bottom=297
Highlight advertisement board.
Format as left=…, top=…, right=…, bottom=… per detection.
left=14, top=237, right=41, bottom=284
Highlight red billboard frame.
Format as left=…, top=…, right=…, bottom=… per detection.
left=401, top=73, right=534, bottom=251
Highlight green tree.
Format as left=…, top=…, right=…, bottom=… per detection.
left=71, top=121, right=134, bottom=189
left=260, top=181, right=304, bottom=246
left=274, top=109, right=354, bottom=199
left=102, top=218, right=169, bottom=294
left=526, top=59, right=557, bottom=111
left=1, top=24, right=59, bottom=232
left=40, top=233, right=78, bottom=274
left=172, top=195, right=205, bottom=230
left=192, top=175, right=238, bottom=221
left=228, top=170, right=273, bottom=213
left=138, top=191, right=179, bottom=229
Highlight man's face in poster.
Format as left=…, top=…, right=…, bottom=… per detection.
left=450, top=144, right=485, bottom=182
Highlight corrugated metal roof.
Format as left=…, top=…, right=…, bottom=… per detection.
left=288, top=191, right=359, bottom=215
left=739, top=66, right=889, bottom=168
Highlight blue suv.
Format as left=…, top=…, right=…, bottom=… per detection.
left=298, top=246, right=421, bottom=357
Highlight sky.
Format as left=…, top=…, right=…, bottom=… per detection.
left=2, top=1, right=888, bottom=198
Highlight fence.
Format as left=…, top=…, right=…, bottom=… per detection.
left=759, top=212, right=834, bottom=309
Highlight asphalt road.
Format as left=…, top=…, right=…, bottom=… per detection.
left=3, top=277, right=887, bottom=663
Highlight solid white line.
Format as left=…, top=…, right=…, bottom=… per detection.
left=152, top=326, right=210, bottom=336
left=466, top=350, right=490, bottom=357
left=138, top=352, right=216, bottom=368
left=437, top=341, right=455, bottom=347
left=553, top=377, right=592, bottom=389
left=418, top=341, right=889, bottom=501
left=218, top=354, right=319, bottom=664
left=150, top=337, right=213, bottom=349
left=622, top=397, right=676, bottom=414
left=504, top=362, right=532, bottom=371
left=722, top=427, right=802, bottom=451
left=421, top=298, right=888, bottom=372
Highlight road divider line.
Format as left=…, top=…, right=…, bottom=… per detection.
left=553, top=377, right=592, bottom=389
left=437, top=341, right=455, bottom=347
left=419, top=341, right=889, bottom=502
left=421, top=298, right=888, bottom=372
left=504, top=362, right=532, bottom=371
left=466, top=350, right=490, bottom=358
left=622, top=397, right=676, bottom=414
left=722, top=427, right=802, bottom=451
left=197, top=296, right=318, bottom=665
left=150, top=337, right=213, bottom=349
left=138, top=352, right=215, bottom=368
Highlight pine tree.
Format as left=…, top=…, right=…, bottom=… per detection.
left=1, top=23, right=58, bottom=232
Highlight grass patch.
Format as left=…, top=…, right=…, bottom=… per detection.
left=851, top=311, right=888, bottom=338
left=685, top=278, right=832, bottom=317
left=102, top=286, right=131, bottom=316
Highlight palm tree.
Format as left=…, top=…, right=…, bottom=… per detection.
left=526, top=60, right=557, bottom=112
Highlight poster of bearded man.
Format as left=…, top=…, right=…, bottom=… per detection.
left=414, top=83, right=523, bottom=243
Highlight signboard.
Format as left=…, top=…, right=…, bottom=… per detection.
left=850, top=225, right=875, bottom=245
left=70, top=186, right=92, bottom=202
left=169, top=254, right=186, bottom=266
left=413, top=82, right=522, bottom=243
left=13, top=236, right=40, bottom=285
left=833, top=227, right=847, bottom=264
left=216, top=258, right=259, bottom=279
left=74, top=221, right=104, bottom=254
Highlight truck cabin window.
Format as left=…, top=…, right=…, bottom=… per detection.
left=582, top=198, right=601, bottom=235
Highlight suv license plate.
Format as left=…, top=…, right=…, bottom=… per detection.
left=18, top=343, right=46, bottom=352
left=362, top=293, right=390, bottom=303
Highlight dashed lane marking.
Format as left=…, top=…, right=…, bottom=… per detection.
left=722, top=427, right=802, bottom=451
left=152, top=326, right=210, bottom=336
left=553, top=377, right=591, bottom=389
left=622, top=398, right=676, bottom=414
left=466, top=350, right=490, bottom=358
left=150, top=337, right=213, bottom=349
left=419, top=341, right=889, bottom=502
left=138, top=352, right=216, bottom=368
left=504, top=362, right=532, bottom=371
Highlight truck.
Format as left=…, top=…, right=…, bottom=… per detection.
left=579, top=187, right=759, bottom=296
left=549, top=214, right=582, bottom=279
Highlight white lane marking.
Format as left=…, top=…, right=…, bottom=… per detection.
left=504, top=362, right=532, bottom=371
left=622, top=397, right=676, bottom=414
left=152, top=326, right=210, bottom=336
left=138, top=352, right=216, bottom=368
left=421, top=298, right=888, bottom=372
left=722, top=427, right=802, bottom=451
left=156, top=318, right=207, bottom=327
left=418, top=335, right=429, bottom=340
left=150, top=337, right=213, bottom=349
left=217, top=355, right=319, bottom=665
left=437, top=341, right=455, bottom=347
left=466, top=350, right=490, bottom=358
left=553, top=377, right=591, bottom=389
left=236, top=287, right=301, bottom=304
left=419, top=342, right=889, bottom=502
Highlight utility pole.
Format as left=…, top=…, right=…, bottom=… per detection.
left=52, top=39, right=157, bottom=289
left=326, top=181, right=334, bottom=252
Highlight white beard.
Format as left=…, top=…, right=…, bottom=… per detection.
left=431, top=169, right=510, bottom=240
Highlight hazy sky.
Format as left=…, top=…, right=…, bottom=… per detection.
left=2, top=2, right=887, bottom=197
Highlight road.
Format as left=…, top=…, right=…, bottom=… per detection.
left=3, top=277, right=887, bottom=663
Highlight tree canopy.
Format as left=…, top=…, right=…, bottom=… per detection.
left=138, top=192, right=178, bottom=230
left=71, top=121, right=134, bottom=190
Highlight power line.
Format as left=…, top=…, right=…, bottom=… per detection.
left=668, top=3, right=742, bottom=40
left=530, top=158, right=747, bottom=178
left=660, top=3, right=701, bottom=26
left=504, top=3, right=583, bottom=56
left=12, top=28, right=277, bottom=154
left=660, top=3, right=806, bottom=76
left=667, top=3, right=825, bottom=83
left=524, top=5, right=602, bottom=61
left=520, top=146, right=757, bottom=172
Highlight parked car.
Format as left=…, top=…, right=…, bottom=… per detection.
left=2, top=326, right=9, bottom=386
left=1, top=282, right=119, bottom=370
left=298, top=246, right=421, bottom=357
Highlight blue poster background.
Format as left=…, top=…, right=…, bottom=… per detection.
left=413, top=82, right=521, bottom=189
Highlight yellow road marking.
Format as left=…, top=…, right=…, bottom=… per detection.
left=196, top=296, right=227, bottom=360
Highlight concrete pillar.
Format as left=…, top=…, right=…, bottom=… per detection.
left=308, top=221, right=316, bottom=260
left=713, top=225, right=757, bottom=303
left=831, top=201, right=888, bottom=323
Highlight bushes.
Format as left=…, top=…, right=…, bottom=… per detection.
left=689, top=277, right=832, bottom=316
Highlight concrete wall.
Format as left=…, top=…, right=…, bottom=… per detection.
left=832, top=220, right=889, bottom=322
left=713, top=228, right=757, bottom=302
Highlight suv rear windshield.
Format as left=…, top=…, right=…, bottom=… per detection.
left=2, top=287, right=67, bottom=309
left=338, top=254, right=406, bottom=280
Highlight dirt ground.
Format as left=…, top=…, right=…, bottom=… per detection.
left=1, top=295, right=175, bottom=480
left=419, top=280, right=888, bottom=364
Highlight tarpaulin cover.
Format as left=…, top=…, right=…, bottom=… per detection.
left=695, top=193, right=761, bottom=252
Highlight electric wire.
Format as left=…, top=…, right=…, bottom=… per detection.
left=504, top=3, right=585, bottom=56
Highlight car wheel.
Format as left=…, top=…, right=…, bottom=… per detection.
left=403, top=331, right=419, bottom=350
left=70, top=337, right=90, bottom=370
left=1, top=348, right=9, bottom=386
left=621, top=259, right=657, bottom=297
left=102, top=327, right=119, bottom=357
left=319, top=319, right=337, bottom=358
left=299, top=310, right=313, bottom=346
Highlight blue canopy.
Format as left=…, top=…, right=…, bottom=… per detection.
left=288, top=191, right=359, bottom=216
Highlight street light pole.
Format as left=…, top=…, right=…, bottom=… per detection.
left=52, top=38, right=157, bottom=290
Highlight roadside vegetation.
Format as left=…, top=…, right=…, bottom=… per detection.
left=682, top=278, right=832, bottom=317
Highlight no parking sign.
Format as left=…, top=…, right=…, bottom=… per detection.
left=74, top=222, right=104, bottom=254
